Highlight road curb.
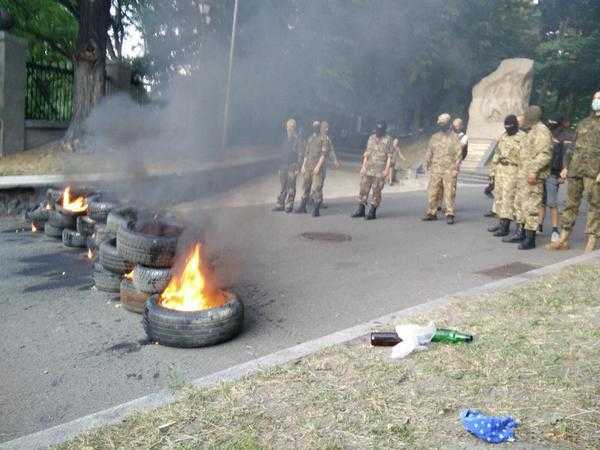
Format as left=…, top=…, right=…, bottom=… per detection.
left=3, top=251, right=599, bottom=449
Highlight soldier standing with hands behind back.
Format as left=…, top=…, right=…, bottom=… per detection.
left=517, top=105, right=553, bottom=250
left=422, top=114, right=462, bottom=225
left=273, top=118, right=304, bottom=213
left=350, top=121, right=393, bottom=220
left=295, top=121, right=332, bottom=217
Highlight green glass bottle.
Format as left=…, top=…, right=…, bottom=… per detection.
left=430, top=329, right=473, bottom=343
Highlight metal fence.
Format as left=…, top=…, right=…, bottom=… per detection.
left=25, top=62, right=74, bottom=122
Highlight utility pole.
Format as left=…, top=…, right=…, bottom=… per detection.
left=222, top=0, right=239, bottom=151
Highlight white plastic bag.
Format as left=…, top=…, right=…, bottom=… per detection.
left=390, top=321, right=436, bottom=359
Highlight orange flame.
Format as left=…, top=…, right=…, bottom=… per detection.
left=87, top=248, right=94, bottom=260
left=159, top=243, right=226, bottom=312
left=62, top=186, right=88, bottom=213
left=124, top=270, right=133, bottom=280
left=45, top=204, right=52, bottom=210
left=31, top=223, right=37, bottom=232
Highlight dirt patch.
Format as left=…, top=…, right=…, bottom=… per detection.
left=477, top=261, right=541, bottom=279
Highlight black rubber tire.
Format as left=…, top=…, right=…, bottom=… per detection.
left=26, top=206, right=51, bottom=223
left=44, top=222, right=64, bottom=238
left=76, top=216, right=96, bottom=236
left=99, top=238, right=134, bottom=274
left=48, top=211, right=75, bottom=229
left=143, top=293, right=243, bottom=348
left=132, top=265, right=171, bottom=294
left=117, top=221, right=182, bottom=269
left=62, top=228, right=86, bottom=248
left=93, top=263, right=121, bottom=292
left=106, top=207, right=138, bottom=234
left=88, top=201, right=116, bottom=223
left=120, top=278, right=151, bottom=314
left=87, top=224, right=114, bottom=249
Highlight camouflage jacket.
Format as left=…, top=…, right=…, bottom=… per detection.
left=425, top=131, right=461, bottom=174
left=489, top=131, right=526, bottom=177
left=568, top=115, right=600, bottom=178
left=363, top=134, right=393, bottom=177
left=280, top=134, right=305, bottom=169
left=304, top=133, right=332, bottom=171
left=521, top=121, right=552, bottom=180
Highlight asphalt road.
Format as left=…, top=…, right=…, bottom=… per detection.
left=0, top=185, right=589, bottom=442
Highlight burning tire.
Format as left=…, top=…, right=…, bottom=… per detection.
left=44, top=222, right=64, bottom=238
left=88, top=201, right=116, bottom=223
left=132, top=265, right=171, bottom=294
left=93, top=263, right=121, bottom=292
left=117, top=221, right=183, bottom=269
left=48, top=211, right=75, bottom=229
left=46, top=188, right=62, bottom=207
left=62, top=229, right=86, bottom=248
left=143, top=292, right=244, bottom=348
left=99, top=238, right=134, bottom=274
left=120, top=278, right=151, bottom=313
left=76, top=216, right=96, bottom=236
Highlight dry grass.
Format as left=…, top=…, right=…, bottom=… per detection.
left=57, top=264, right=600, bottom=450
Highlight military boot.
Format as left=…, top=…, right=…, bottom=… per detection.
left=294, top=198, right=307, bottom=214
left=365, top=205, right=377, bottom=220
left=272, top=204, right=284, bottom=212
left=493, top=219, right=511, bottom=237
left=312, top=201, right=322, bottom=217
left=584, top=235, right=598, bottom=253
left=503, top=223, right=525, bottom=243
left=545, top=229, right=571, bottom=251
left=351, top=203, right=366, bottom=218
left=487, top=220, right=501, bottom=233
left=518, top=230, right=536, bottom=250
left=421, top=213, right=437, bottom=221
left=284, top=204, right=293, bottom=213
left=483, top=210, right=496, bottom=218
left=446, top=215, right=455, bottom=225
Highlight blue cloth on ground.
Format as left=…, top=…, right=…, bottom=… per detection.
left=460, top=409, right=519, bottom=443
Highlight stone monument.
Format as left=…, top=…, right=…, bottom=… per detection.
left=0, top=11, right=27, bottom=156
left=463, top=58, right=534, bottom=172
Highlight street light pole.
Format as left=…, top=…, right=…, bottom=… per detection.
left=222, top=0, right=239, bottom=151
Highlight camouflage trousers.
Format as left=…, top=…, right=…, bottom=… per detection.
left=427, top=172, right=457, bottom=216
left=522, top=179, right=544, bottom=231
left=300, top=169, right=326, bottom=204
left=560, top=176, right=600, bottom=236
left=492, top=164, right=518, bottom=220
left=512, top=173, right=528, bottom=224
left=434, top=174, right=460, bottom=211
left=358, top=175, right=385, bottom=207
left=276, top=165, right=299, bottom=209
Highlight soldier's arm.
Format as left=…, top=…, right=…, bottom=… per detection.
left=563, top=130, right=577, bottom=174
left=529, top=130, right=553, bottom=178
left=329, top=142, right=341, bottom=167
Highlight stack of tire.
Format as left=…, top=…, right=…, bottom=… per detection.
left=92, top=207, right=138, bottom=294
left=116, top=219, right=182, bottom=313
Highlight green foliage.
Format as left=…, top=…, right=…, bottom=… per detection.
left=0, top=0, right=76, bottom=64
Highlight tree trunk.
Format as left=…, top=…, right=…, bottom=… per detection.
left=65, top=0, right=111, bottom=143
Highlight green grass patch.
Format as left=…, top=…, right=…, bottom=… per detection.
left=57, top=264, right=600, bottom=449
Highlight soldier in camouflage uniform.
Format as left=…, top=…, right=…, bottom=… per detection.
left=547, top=91, right=600, bottom=253
left=513, top=105, right=553, bottom=250
left=274, top=119, right=304, bottom=213
left=422, top=114, right=462, bottom=225
left=487, top=115, right=526, bottom=237
left=295, top=121, right=332, bottom=217
left=350, top=121, right=393, bottom=220
left=386, top=138, right=407, bottom=186
left=502, top=113, right=531, bottom=243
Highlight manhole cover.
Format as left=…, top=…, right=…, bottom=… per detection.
left=300, top=232, right=352, bottom=243
left=476, top=261, right=540, bottom=279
